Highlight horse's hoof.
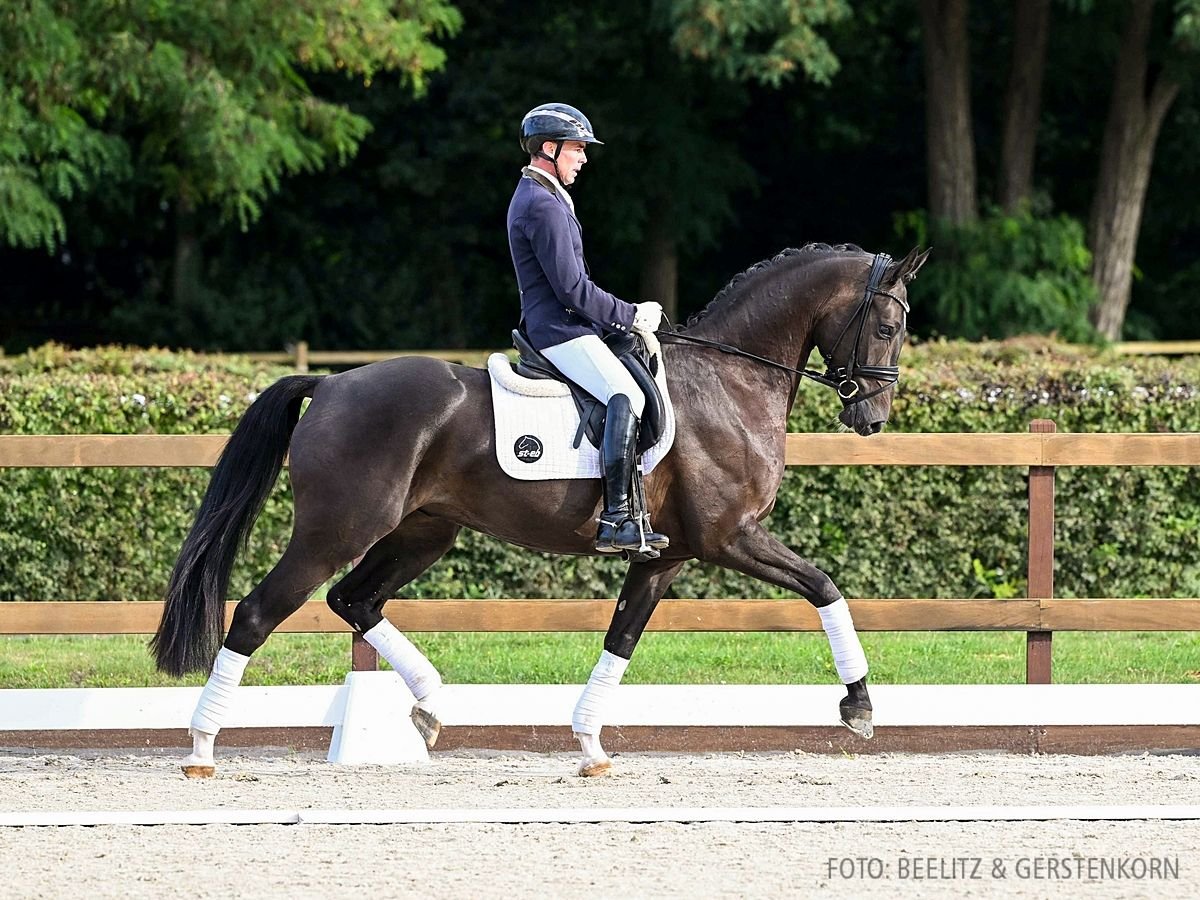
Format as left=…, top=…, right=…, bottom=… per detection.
left=578, top=757, right=613, bottom=778
left=411, top=705, right=441, bottom=750
left=182, top=764, right=215, bottom=779
left=840, top=708, right=874, bottom=740
left=623, top=547, right=661, bottom=563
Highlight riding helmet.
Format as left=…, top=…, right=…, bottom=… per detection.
left=520, top=103, right=604, bottom=155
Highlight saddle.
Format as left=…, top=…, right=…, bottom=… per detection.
left=511, top=329, right=667, bottom=455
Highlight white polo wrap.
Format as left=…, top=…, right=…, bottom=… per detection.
left=818, top=598, right=869, bottom=684
left=190, top=646, right=251, bottom=735
left=363, top=619, right=443, bottom=701
left=571, top=650, right=629, bottom=735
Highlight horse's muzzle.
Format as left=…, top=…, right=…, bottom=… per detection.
left=838, top=403, right=887, bottom=437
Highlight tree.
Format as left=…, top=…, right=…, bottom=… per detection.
left=599, top=33, right=757, bottom=323
left=666, top=0, right=848, bottom=86
left=81, top=0, right=769, bottom=351
left=1088, top=0, right=1195, bottom=339
left=635, top=0, right=849, bottom=317
left=0, top=0, right=461, bottom=308
left=998, top=0, right=1051, bottom=212
left=8, top=0, right=1200, bottom=351
left=917, top=0, right=977, bottom=224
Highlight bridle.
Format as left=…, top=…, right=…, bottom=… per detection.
left=820, top=252, right=909, bottom=401
left=656, top=252, right=909, bottom=404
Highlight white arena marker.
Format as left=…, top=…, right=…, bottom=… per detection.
left=326, top=671, right=429, bottom=766
left=298, top=805, right=1200, bottom=825
left=3, top=684, right=1199, bottom=733
left=0, top=810, right=300, bottom=827
left=3, top=806, right=1200, bottom=827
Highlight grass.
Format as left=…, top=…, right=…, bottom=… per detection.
left=1, top=631, right=1198, bottom=689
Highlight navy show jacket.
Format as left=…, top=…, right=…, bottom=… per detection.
left=507, top=170, right=636, bottom=351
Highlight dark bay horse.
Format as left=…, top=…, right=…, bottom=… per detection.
left=153, top=242, right=930, bottom=776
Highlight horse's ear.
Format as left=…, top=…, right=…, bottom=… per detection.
left=891, top=246, right=932, bottom=284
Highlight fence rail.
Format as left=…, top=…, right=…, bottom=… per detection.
left=245, top=344, right=499, bottom=372
left=3, top=432, right=1199, bottom=468
left=4, top=598, right=1200, bottom=635
left=1112, top=340, right=1200, bottom=355
left=2, top=422, right=1198, bottom=684
left=232, top=340, right=1200, bottom=373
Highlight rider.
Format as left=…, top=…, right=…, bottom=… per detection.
left=507, top=102, right=668, bottom=555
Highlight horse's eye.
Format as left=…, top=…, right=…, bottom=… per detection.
left=878, top=324, right=895, bottom=338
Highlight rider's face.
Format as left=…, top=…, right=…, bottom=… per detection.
left=546, top=140, right=588, bottom=185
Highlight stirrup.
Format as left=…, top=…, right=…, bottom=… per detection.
left=595, top=515, right=650, bottom=554
left=595, top=516, right=668, bottom=560
left=624, top=547, right=661, bottom=563
left=639, top=514, right=670, bottom=551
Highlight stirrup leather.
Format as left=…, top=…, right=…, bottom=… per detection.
left=595, top=394, right=670, bottom=559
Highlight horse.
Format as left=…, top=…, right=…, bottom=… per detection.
left=152, top=242, right=930, bottom=777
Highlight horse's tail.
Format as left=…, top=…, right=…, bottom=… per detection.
left=152, top=374, right=322, bottom=677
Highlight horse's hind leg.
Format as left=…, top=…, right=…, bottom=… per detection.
left=326, top=513, right=461, bottom=749
left=573, top=557, right=686, bottom=777
left=182, top=541, right=348, bottom=778
left=701, top=517, right=873, bottom=739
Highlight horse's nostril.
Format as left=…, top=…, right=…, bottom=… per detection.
left=868, top=421, right=884, bottom=435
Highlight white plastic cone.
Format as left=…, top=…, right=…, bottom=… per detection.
left=327, top=671, right=430, bottom=765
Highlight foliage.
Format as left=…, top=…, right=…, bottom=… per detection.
left=0, top=0, right=461, bottom=250
left=0, top=345, right=297, bottom=600
left=664, top=0, right=851, bottom=86
left=2, top=342, right=1198, bottom=608
left=896, top=208, right=1100, bottom=342
left=84, top=0, right=768, bottom=350
left=4, top=0, right=1197, bottom=353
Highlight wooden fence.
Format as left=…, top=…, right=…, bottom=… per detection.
left=236, top=340, right=1200, bottom=372
left=1, top=423, right=1199, bottom=685
left=245, top=343, right=498, bottom=372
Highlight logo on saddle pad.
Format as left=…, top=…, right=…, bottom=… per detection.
left=514, top=435, right=544, bottom=463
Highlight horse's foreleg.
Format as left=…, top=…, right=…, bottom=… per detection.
left=573, top=558, right=686, bottom=776
left=703, top=518, right=873, bottom=739
left=326, top=514, right=461, bottom=749
left=820, top=601, right=873, bottom=739
left=184, top=543, right=342, bottom=778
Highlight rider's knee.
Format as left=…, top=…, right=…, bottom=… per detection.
left=612, top=389, right=645, bottom=420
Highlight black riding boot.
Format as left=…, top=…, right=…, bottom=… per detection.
left=595, top=394, right=670, bottom=554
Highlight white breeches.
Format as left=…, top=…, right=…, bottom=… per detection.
left=542, top=334, right=645, bottom=418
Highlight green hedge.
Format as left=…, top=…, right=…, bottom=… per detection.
left=1, top=339, right=1198, bottom=602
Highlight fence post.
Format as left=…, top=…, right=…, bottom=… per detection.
left=352, top=633, right=378, bottom=672
left=1026, top=419, right=1055, bottom=684
left=295, top=341, right=310, bottom=373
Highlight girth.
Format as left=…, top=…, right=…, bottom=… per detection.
left=511, top=328, right=667, bottom=455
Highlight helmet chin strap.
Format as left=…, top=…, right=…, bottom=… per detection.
left=535, top=140, right=569, bottom=188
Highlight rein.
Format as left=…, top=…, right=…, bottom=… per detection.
left=655, top=252, right=907, bottom=403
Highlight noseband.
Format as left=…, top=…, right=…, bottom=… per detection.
left=817, top=252, right=909, bottom=402
left=656, top=252, right=909, bottom=404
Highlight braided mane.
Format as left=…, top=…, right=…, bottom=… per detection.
left=681, top=242, right=865, bottom=329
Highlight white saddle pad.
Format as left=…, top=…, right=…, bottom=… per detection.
left=488, top=334, right=676, bottom=481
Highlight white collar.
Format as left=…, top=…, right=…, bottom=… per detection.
left=523, top=165, right=575, bottom=213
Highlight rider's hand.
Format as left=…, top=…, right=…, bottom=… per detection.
left=632, top=301, right=663, bottom=335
